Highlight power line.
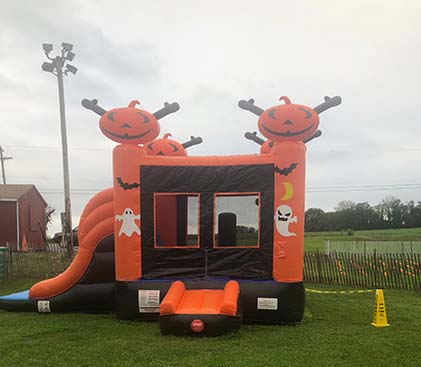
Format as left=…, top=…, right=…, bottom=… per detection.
left=308, top=183, right=421, bottom=189
left=307, top=183, right=421, bottom=193
left=4, top=145, right=110, bottom=153
left=307, top=186, right=421, bottom=194
left=37, top=183, right=421, bottom=196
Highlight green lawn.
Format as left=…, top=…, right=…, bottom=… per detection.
left=1, top=279, right=420, bottom=367
left=304, top=227, right=421, bottom=251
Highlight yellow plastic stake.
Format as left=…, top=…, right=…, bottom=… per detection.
left=371, top=289, right=390, bottom=328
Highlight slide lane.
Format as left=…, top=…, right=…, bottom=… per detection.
left=29, top=188, right=114, bottom=299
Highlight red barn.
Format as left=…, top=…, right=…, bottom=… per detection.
left=0, top=185, right=47, bottom=250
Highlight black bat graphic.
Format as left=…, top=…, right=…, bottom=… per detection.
left=116, top=177, right=140, bottom=190
left=274, top=163, right=298, bottom=176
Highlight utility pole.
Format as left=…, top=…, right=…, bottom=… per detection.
left=0, top=146, right=13, bottom=184
left=41, top=42, right=78, bottom=257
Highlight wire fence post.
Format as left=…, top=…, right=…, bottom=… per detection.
left=316, top=251, right=323, bottom=283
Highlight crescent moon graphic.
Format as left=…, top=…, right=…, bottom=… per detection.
left=281, top=182, right=294, bottom=200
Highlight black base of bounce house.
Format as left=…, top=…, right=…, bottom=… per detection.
left=0, top=283, right=116, bottom=313
left=115, top=278, right=305, bottom=325
left=160, top=310, right=243, bottom=337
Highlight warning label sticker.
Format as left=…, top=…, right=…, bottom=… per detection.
left=37, top=300, right=51, bottom=313
left=138, top=290, right=160, bottom=313
left=257, top=297, right=278, bottom=310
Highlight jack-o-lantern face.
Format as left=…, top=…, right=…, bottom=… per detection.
left=99, top=100, right=160, bottom=144
left=258, top=96, right=319, bottom=142
left=146, top=133, right=186, bottom=156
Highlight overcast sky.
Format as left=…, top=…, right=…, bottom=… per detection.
left=1, top=0, right=420, bottom=235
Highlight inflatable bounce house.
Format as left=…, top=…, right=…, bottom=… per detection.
left=0, top=94, right=341, bottom=336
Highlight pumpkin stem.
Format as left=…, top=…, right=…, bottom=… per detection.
left=128, top=100, right=140, bottom=108
left=278, top=96, right=291, bottom=104
left=163, top=133, right=172, bottom=139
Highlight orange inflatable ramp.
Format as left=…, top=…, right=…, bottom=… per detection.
left=159, top=280, right=242, bottom=336
left=29, top=188, right=114, bottom=299
left=161, top=280, right=239, bottom=316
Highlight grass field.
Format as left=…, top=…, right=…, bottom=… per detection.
left=1, top=279, right=420, bottom=367
left=1, top=229, right=420, bottom=366
left=304, top=227, right=421, bottom=252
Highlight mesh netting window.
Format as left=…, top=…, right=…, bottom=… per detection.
left=155, top=194, right=199, bottom=247
left=214, top=194, right=259, bottom=248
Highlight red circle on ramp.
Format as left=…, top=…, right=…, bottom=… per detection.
left=191, top=319, right=204, bottom=333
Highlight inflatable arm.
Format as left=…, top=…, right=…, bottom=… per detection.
left=313, top=96, right=342, bottom=114
left=81, top=98, right=107, bottom=115
left=244, top=131, right=265, bottom=145
left=153, top=102, right=180, bottom=120
left=238, top=98, right=264, bottom=116
left=181, top=136, right=203, bottom=149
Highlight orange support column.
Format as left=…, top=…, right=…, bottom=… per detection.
left=272, top=141, right=306, bottom=282
left=113, top=144, right=144, bottom=281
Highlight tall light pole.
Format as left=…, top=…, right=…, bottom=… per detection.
left=0, top=146, right=13, bottom=184
left=41, top=42, right=78, bottom=257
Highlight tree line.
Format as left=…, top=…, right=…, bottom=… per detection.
left=305, top=196, right=421, bottom=232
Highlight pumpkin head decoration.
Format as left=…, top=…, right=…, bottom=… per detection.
left=81, top=98, right=180, bottom=145
left=146, top=133, right=186, bottom=156
left=257, top=96, right=319, bottom=142
left=98, top=100, right=159, bottom=144
left=239, top=95, right=342, bottom=144
left=146, top=134, right=203, bottom=156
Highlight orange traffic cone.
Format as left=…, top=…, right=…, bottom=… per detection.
left=371, top=289, right=390, bottom=328
left=21, top=234, right=28, bottom=253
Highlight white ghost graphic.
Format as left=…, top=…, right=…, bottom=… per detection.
left=275, top=204, right=297, bottom=237
left=115, top=208, right=140, bottom=237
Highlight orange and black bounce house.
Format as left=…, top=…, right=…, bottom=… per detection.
left=0, top=94, right=341, bottom=336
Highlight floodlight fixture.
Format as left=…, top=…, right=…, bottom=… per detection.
left=41, top=61, right=55, bottom=72
left=42, top=43, right=53, bottom=52
left=62, top=42, right=73, bottom=51
left=66, top=64, right=78, bottom=75
left=66, top=51, right=75, bottom=61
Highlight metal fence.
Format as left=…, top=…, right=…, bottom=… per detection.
left=0, top=243, right=73, bottom=282
left=0, top=247, right=7, bottom=283
left=325, top=241, right=421, bottom=255
left=304, top=251, right=421, bottom=290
